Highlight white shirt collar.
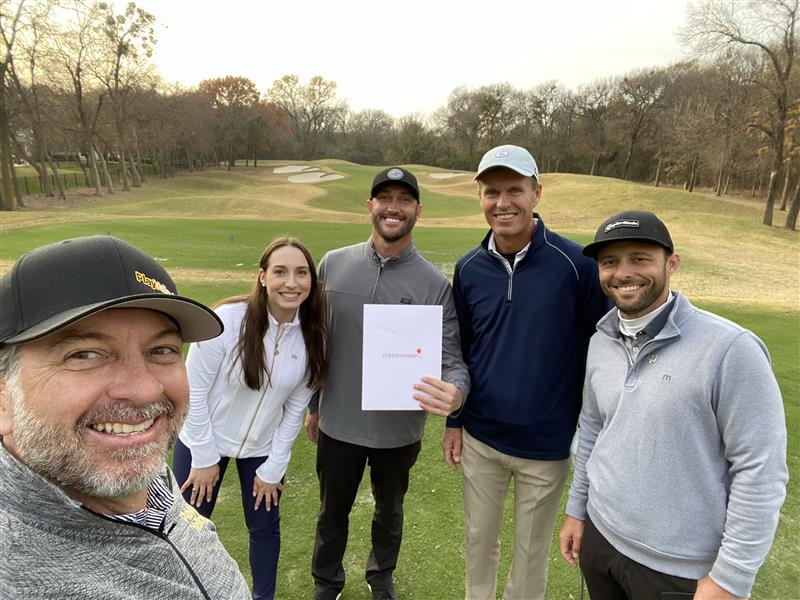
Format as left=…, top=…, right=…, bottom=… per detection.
left=488, top=234, right=531, bottom=270
left=267, top=307, right=301, bottom=328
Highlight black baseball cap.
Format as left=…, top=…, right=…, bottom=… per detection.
left=370, top=167, right=420, bottom=202
left=582, top=210, right=674, bottom=258
left=0, top=235, right=223, bottom=346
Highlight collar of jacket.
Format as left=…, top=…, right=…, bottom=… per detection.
left=266, top=306, right=302, bottom=329
left=0, top=442, right=174, bottom=531
left=366, top=238, right=418, bottom=264
left=597, top=291, right=692, bottom=343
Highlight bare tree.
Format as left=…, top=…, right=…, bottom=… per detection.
left=8, top=0, right=67, bottom=199
left=50, top=0, right=113, bottom=195
left=475, top=82, right=517, bottom=149
left=682, top=0, right=798, bottom=226
left=266, top=74, right=345, bottom=159
left=93, top=1, right=156, bottom=190
left=784, top=100, right=800, bottom=227
left=528, top=81, right=572, bottom=172
left=1, top=0, right=25, bottom=209
left=389, top=113, right=439, bottom=166
left=576, top=79, right=616, bottom=176
left=438, top=86, right=482, bottom=169
left=617, top=68, right=667, bottom=180
left=342, top=108, right=394, bottom=165
left=786, top=169, right=800, bottom=228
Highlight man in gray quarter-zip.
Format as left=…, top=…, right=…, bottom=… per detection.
left=559, top=211, right=788, bottom=600
left=0, top=236, right=250, bottom=600
left=305, top=167, right=470, bottom=600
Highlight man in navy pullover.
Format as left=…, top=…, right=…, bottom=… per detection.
left=443, top=145, right=608, bottom=600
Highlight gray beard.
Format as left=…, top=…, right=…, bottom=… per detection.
left=6, top=368, right=180, bottom=499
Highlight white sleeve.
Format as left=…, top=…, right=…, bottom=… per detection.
left=182, top=330, right=228, bottom=468
left=255, top=379, right=314, bottom=484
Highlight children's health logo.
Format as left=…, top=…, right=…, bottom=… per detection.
left=382, top=348, right=423, bottom=359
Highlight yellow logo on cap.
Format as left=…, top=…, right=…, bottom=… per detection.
left=135, top=271, right=173, bottom=295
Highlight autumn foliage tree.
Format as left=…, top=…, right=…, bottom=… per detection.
left=198, top=75, right=259, bottom=169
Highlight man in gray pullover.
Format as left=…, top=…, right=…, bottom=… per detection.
left=0, top=236, right=250, bottom=599
left=305, top=167, right=470, bottom=600
left=559, top=211, right=787, bottom=600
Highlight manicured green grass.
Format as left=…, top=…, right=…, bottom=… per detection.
left=11, top=163, right=85, bottom=177
left=7, top=162, right=160, bottom=196
left=0, top=219, right=496, bottom=280
left=1, top=164, right=796, bottom=599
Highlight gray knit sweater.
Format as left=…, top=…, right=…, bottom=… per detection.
left=0, top=444, right=250, bottom=599
left=567, top=293, right=788, bottom=597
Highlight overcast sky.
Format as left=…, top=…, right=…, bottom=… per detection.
left=132, top=0, right=692, bottom=117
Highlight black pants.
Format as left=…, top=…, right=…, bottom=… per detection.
left=580, top=519, right=697, bottom=600
left=311, top=431, right=421, bottom=593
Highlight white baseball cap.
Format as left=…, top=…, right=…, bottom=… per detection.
left=475, top=145, right=539, bottom=181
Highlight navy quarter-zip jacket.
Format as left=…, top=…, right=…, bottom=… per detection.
left=447, top=215, right=609, bottom=460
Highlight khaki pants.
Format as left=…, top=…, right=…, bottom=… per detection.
left=462, top=430, right=570, bottom=600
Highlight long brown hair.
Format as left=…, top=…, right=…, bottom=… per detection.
left=216, top=236, right=327, bottom=391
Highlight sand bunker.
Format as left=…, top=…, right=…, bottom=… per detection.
left=288, top=172, right=345, bottom=183
left=274, top=164, right=345, bottom=183
left=273, top=165, right=315, bottom=174
left=429, top=172, right=467, bottom=180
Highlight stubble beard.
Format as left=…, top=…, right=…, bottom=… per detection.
left=371, top=211, right=417, bottom=244
left=608, top=268, right=669, bottom=318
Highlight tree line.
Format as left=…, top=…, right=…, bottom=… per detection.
left=1, top=0, right=797, bottom=229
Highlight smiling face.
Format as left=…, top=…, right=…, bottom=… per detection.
left=368, top=183, right=421, bottom=248
left=596, top=241, right=680, bottom=318
left=0, top=308, right=188, bottom=508
left=478, top=168, right=541, bottom=254
left=259, top=245, right=312, bottom=323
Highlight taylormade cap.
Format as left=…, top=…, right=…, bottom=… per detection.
left=371, top=167, right=420, bottom=201
left=475, top=145, right=539, bottom=181
left=0, top=235, right=223, bottom=346
left=582, top=210, right=674, bottom=258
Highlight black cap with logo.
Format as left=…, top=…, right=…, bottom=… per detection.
left=582, top=210, right=674, bottom=258
left=0, top=235, right=223, bottom=346
left=370, top=167, right=420, bottom=202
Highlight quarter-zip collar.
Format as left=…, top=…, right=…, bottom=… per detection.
left=487, top=233, right=531, bottom=273
left=479, top=214, right=544, bottom=301
left=366, top=238, right=418, bottom=302
left=596, top=291, right=687, bottom=366
left=0, top=442, right=171, bottom=531
left=367, top=237, right=418, bottom=265
left=617, top=293, right=675, bottom=341
left=267, top=306, right=301, bottom=330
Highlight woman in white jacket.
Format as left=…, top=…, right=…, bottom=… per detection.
left=173, top=236, right=327, bottom=600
